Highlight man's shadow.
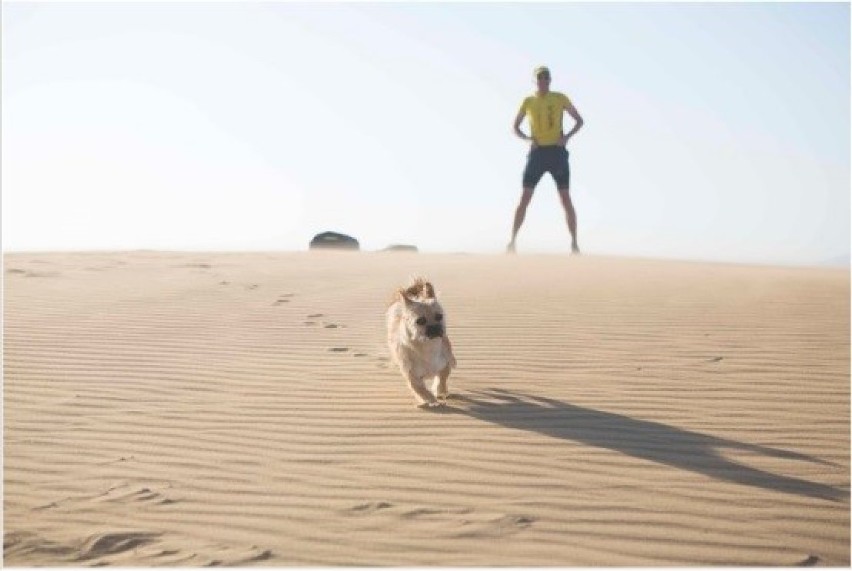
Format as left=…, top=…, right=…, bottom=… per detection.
left=443, top=388, right=845, bottom=502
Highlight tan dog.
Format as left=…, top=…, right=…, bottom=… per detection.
left=386, top=277, right=457, bottom=407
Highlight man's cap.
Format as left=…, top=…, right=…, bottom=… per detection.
left=534, top=65, right=551, bottom=78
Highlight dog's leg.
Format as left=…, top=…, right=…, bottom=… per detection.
left=442, top=336, right=457, bottom=369
left=437, top=366, right=451, bottom=400
left=405, top=373, right=440, bottom=407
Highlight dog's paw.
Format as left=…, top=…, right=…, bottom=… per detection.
left=417, top=401, right=444, bottom=409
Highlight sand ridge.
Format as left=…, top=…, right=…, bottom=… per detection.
left=3, top=251, right=849, bottom=565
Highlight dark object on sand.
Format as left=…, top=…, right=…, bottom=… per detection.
left=382, top=244, right=419, bottom=253
left=309, top=231, right=360, bottom=251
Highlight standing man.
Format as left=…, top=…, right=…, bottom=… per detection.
left=508, top=65, right=584, bottom=254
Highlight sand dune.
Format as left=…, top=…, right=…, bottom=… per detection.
left=4, top=251, right=849, bottom=565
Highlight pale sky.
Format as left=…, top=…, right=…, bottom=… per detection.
left=3, top=2, right=850, bottom=266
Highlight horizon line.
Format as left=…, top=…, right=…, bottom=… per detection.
left=3, top=248, right=849, bottom=271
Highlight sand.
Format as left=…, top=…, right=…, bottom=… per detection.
left=3, top=251, right=849, bottom=566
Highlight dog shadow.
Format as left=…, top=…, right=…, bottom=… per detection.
left=442, top=388, right=845, bottom=502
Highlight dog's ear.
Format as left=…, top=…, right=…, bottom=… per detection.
left=407, top=277, right=435, bottom=299
left=396, top=288, right=416, bottom=308
left=420, top=281, right=435, bottom=299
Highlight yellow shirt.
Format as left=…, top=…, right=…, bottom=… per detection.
left=519, top=91, right=572, bottom=146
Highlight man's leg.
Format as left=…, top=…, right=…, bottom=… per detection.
left=510, top=148, right=544, bottom=253
left=557, top=187, right=580, bottom=253
left=508, top=187, right=535, bottom=253
left=552, top=148, right=578, bottom=254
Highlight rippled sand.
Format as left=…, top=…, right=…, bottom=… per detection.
left=4, top=251, right=849, bottom=565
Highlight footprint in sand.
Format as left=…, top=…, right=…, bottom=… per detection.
left=307, top=313, right=324, bottom=318
left=707, top=356, right=724, bottom=363
left=454, top=514, right=535, bottom=538
left=502, top=515, right=535, bottom=527
left=401, top=506, right=473, bottom=520
left=3, top=531, right=77, bottom=559
left=347, top=501, right=393, bottom=514
left=7, top=531, right=274, bottom=567
left=32, top=502, right=59, bottom=511
left=76, top=531, right=163, bottom=561
left=345, top=503, right=531, bottom=540
left=329, top=347, right=350, bottom=353
left=41, top=482, right=179, bottom=510
left=15, top=271, right=60, bottom=278
left=125, top=487, right=178, bottom=506
left=239, top=549, right=273, bottom=564
left=96, top=455, right=135, bottom=466
left=190, top=546, right=274, bottom=567
left=273, top=294, right=296, bottom=305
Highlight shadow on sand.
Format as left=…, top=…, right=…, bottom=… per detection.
left=442, top=388, right=845, bottom=502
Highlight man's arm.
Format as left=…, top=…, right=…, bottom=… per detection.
left=513, top=108, right=535, bottom=146
left=559, top=100, right=584, bottom=145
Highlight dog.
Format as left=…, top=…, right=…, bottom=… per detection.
left=386, top=277, right=457, bottom=407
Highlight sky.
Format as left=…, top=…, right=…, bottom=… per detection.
left=2, top=1, right=850, bottom=266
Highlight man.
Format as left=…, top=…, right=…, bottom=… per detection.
left=508, top=65, right=584, bottom=254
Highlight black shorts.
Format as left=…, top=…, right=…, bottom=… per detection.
left=522, top=145, right=570, bottom=189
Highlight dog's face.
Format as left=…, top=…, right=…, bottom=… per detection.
left=399, top=295, right=445, bottom=343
